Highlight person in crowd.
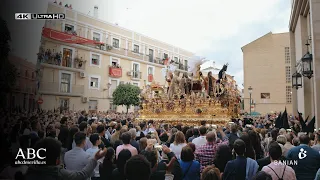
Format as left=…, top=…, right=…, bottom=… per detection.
left=252, top=171, right=272, bottom=180
left=312, top=133, right=320, bottom=153
left=188, top=128, right=199, bottom=142
left=201, top=166, right=221, bottom=180
left=111, top=123, right=121, bottom=145
left=195, top=126, right=228, bottom=171
left=248, top=130, right=264, bottom=160
left=78, top=110, right=86, bottom=124
left=286, top=134, right=320, bottom=180
left=192, top=126, right=207, bottom=149
left=129, top=128, right=140, bottom=152
left=30, top=120, right=41, bottom=147
left=223, top=139, right=258, bottom=180
left=125, top=154, right=176, bottom=180
left=116, top=132, right=138, bottom=159
left=58, top=117, right=69, bottom=149
left=170, top=131, right=187, bottom=159
left=315, top=168, right=320, bottom=180
left=279, top=128, right=286, bottom=135
left=292, top=137, right=300, bottom=146
left=99, top=147, right=116, bottom=180
left=213, top=144, right=232, bottom=173
left=187, top=142, right=196, bottom=153
left=179, top=146, right=200, bottom=180
left=227, top=124, right=239, bottom=150
left=64, top=132, right=91, bottom=173
left=0, top=153, right=28, bottom=179
left=112, top=149, right=132, bottom=180
left=284, top=133, right=295, bottom=156
left=140, top=137, right=148, bottom=151
left=141, top=147, right=165, bottom=180
left=72, top=122, right=92, bottom=150
left=240, top=133, right=256, bottom=159
left=276, top=135, right=286, bottom=146
left=261, top=142, right=296, bottom=180
left=96, top=124, right=111, bottom=148
left=25, top=137, right=106, bottom=180
left=86, top=133, right=103, bottom=180
left=185, top=128, right=194, bottom=142
left=66, top=126, right=79, bottom=151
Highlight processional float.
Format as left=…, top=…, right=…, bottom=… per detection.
left=135, top=56, right=241, bottom=126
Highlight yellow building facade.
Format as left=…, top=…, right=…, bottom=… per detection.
left=37, top=3, right=193, bottom=112
left=242, top=32, right=293, bottom=115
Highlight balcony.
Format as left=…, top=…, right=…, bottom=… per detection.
left=38, top=82, right=84, bottom=97
left=128, top=71, right=142, bottom=80
left=178, top=63, right=188, bottom=71
left=109, top=66, right=122, bottom=78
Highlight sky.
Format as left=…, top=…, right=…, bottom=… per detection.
left=2, top=0, right=292, bottom=88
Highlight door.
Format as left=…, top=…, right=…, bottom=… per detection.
left=110, top=80, right=117, bottom=97
left=59, top=98, right=70, bottom=112
left=133, top=63, right=139, bottom=78
left=62, top=48, right=72, bottom=67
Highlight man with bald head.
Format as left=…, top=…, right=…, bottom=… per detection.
left=195, top=126, right=228, bottom=171
left=287, top=134, right=320, bottom=180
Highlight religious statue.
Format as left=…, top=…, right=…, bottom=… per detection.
left=168, top=72, right=183, bottom=100
left=202, top=71, right=216, bottom=97
left=188, top=56, right=208, bottom=94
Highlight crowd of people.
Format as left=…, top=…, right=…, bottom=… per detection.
left=0, top=109, right=320, bottom=180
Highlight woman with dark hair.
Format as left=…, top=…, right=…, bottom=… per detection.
left=66, top=126, right=79, bottom=151
left=185, top=129, right=194, bottom=142
left=99, top=147, right=116, bottom=180
left=112, top=149, right=132, bottom=180
left=179, top=146, right=200, bottom=180
left=252, top=171, right=272, bottom=180
left=213, top=144, right=232, bottom=173
left=240, top=134, right=256, bottom=159
left=248, top=130, right=264, bottom=159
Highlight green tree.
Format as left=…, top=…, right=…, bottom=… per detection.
left=112, top=84, right=140, bottom=113
left=0, top=17, right=16, bottom=109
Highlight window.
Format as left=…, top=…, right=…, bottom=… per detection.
left=133, top=63, right=140, bottom=79
left=285, top=47, right=290, bottom=64
left=109, top=103, right=117, bottom=110
left=286, top=66, right=291, bottom=83
left=184, top=60, right=188, bottom=70
left=260, top=93, right=270, bottom=99
left=133, top=44, right=139, bottom=53
left=64, top=24, right=74, bottom=32
left=25, top=70, right=28, bottom=78
left=91, top=54, right=100, bottom=66
left=113, top=38, right=120, bottom=48
left=90, top=77, right=99, bottom=88
left=62, top=48, right=73, bottom=67
left=89, top=100, right=98, bottom=111
left=60, top=73, right=71, bottom=93
left=111, top=59, right=119, bottom=67
left=148, top=67, right=154, bottom=75
left=149, top=49, right=154, bottom=62
left=93, top=32, right=101, bottom=42
left=110, top=80, right=117, bottom=96
left=174, top=57, right=178, bottom=62
left=286, top=86, right=292, bottom=103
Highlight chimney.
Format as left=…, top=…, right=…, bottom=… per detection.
left=94, top=5, right=98, bottom=18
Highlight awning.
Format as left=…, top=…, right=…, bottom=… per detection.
left=42, top=27, right=105, bottom=46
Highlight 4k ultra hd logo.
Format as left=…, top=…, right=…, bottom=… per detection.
left=15, top=148, right=46, bottom=165
left=15, top=13, right=65, bottom=20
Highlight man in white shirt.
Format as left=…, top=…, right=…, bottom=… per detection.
left=192, top=126, right=207, bottom=149
left=86, top=133, right=103, bottom=180
left=64, top=132, right=91, bottom=180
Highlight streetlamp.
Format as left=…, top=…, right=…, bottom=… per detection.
left=248, top=86, right=253, bottom=116
left=301, top=41, right=313, bottom=79
left=292, top=71, right=302, bottom=89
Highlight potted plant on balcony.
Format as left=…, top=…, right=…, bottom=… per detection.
left=74, top=57, right=86, bottom=68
